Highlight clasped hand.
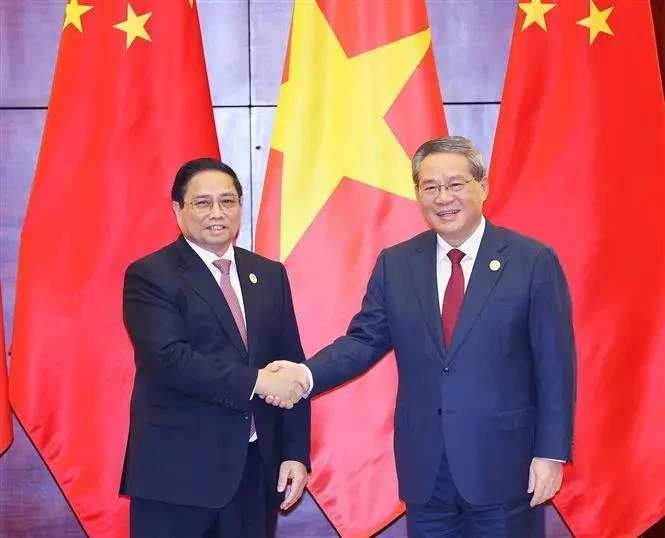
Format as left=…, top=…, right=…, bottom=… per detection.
left=255, top=360, right=310, bottom=409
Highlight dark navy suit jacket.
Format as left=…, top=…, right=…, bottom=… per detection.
left=120, top=236, right=310, bottom=508
left=307, top=222, right=575, bottom=505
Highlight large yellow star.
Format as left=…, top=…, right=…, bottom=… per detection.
left=519, top=0, right=557, bottom=31
left=271, top=1, right=431, bottom=261
left=113, top=3, right=152, bottom=49
left=577, top=0, right=614, bottom=44
left=63, top=0, right=93, bottom=33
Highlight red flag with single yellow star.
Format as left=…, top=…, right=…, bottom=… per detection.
left=0, top=286, right=12, bottom=455
left=488, top=1, right=665, bottom=536
left=255, top=1, right=446, bottom=536
left=9, top=1, right=218, bottom=535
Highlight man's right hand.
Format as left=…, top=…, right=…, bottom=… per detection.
left=258, top=361, right=311, bottom=408
left=255, top=364, right=308, bottom=409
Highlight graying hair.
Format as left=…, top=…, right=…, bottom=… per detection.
left=411, top=136, right=486, bottom=185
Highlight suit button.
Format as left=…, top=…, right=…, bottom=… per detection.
left=437, top=409, right=442, bottom=416
left=442, top=367, right=450, bottom=373
left=243, top=414, right=249, bottom=420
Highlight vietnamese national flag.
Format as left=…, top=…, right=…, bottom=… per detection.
left=0, top=286, right=12, bottom=455
left=9, top=1, right=219, bottom=535
left=255, top=1, right=447, bottom=536
left=488, top=1, right=665, bottom=536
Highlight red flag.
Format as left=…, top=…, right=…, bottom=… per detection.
left=255, top=1, right=446, bottom=535
left=9, top=1, right=219, bottom=535
left=488, top=1, right=665, bottom=536
left=0, top=287, right=12, bottom=455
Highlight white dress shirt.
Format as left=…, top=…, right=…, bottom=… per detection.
left=436, top=217, right=486, bottom=309
left=185, top=239, right=257, bottom=442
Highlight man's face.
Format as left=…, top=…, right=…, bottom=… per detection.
left=415, top=152, right=488, bottom=247
left=172, top=169, right=241, bottom=256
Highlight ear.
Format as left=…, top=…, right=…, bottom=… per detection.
left=171, top=201, right=182, bottom=218
left=479, top=176, right=489, bottom=200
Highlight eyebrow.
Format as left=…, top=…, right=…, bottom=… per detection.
left=421, top=175, right=465, bottom=182
left=191, top=193, right=238, bottom=199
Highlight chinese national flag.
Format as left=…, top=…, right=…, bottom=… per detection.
left=487, top=1, right=665, bottom=536
left=255, top=1, right=446, bottom=536
left=0, top=287, right=12, bottom=455
left=9, top=1, right=219, bottom=535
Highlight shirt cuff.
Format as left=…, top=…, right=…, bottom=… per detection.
left=249, top=374, right=258, bottom=400
left=299, top=363, right=314, bottom=398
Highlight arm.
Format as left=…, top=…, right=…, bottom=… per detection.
left=123, top=262, right=257, bottom=411
left=307, top=249, right=393, bottom=395
left=278, top=264, right=311, bottom=468
left=276, top=265, right=310, bottom=510
left=529, top=247, right=577, bottom=461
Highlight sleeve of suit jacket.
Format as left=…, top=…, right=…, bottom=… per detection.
left=123, top=261, right=257, bottom=412
left=308, top=250, right=394, bottom=396
left=529, top=247, right=577, bottom=461
left=277, top=265, right=311, bottom=469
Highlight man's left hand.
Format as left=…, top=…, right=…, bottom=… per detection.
left=528, top=457, right=563, bottom=507
left=277, top=460, right=308, bottom=511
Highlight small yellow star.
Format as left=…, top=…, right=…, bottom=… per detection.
left=188, top=0, right=195, bottom=7
left=577, top=0, right=614, bottom=44
left=63, top=0, right=93, bottom=33
left=519, top=0, right=557, bottom=31
left=113, top=3, right=152, bottom=49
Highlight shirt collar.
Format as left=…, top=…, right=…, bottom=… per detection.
left=185, top=238, right=235, bottom=270
left=437, top=216, right=486, bottom=262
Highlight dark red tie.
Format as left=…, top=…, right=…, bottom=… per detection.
left=442, top=249, right=465, bottom=349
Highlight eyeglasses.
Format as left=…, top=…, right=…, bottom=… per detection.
left=185, top=196, right=240, bottom=214
left=418, top=179, right=474, bottom=198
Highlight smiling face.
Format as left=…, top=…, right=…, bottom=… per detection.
left=415, top=151, right=488, bottom=247
left=172, top=169, right=242, bottom=256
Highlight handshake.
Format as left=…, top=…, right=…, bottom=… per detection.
left=255, top=360, right=311, bottom=409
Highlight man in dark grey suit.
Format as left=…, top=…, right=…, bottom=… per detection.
left=121, top=158, right=311, bottom=537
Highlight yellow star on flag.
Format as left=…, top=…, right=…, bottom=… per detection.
left=113, top=3, right=152, bottom=49
left=188, top=0, right=195, bottom=7
left=519, top=0, right=557, bottom=31
left=577, top=0, right=614, bottom=44
left=272, top=1, right=431, bottom=261
left=63, top=0, right=93, bottom=33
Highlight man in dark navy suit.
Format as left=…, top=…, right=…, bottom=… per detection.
left=267, top=137, right=576, bottom=537
left=120, top=158, right=310, bottom=537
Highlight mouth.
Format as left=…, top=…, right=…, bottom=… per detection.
left=436, top=209, right=461, bottom=219
left=206, top=224, right=228, bottom=233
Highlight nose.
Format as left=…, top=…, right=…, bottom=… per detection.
left=209, top=201, right=226, bottom=218
left=434, top=186, right=454, bottom=203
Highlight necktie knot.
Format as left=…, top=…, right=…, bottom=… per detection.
left=447, top=249, right=465, bottom=265
left=213, top=258, right=231, bottom=275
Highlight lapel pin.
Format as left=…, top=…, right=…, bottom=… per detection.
left=489, top=260, right=501, bottom=272
left=249, top=273, right=258, bottom=284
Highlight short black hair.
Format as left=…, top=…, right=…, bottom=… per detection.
left=171, top=158, right=243, bottom=205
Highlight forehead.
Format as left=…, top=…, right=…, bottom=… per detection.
left=419, top=152, right=472, bottom=180
left=185, top=170, right=238, bottom=197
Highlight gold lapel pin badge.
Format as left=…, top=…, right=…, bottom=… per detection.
left=489, top=260, right=501, bottom=272
left=249, top=273, right=258, bottom=284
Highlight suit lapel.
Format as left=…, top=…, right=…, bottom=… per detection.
left=175, top=237, right=248, bottom=360
left=409, top=231, right=446, bottom=362
left=234, top=247, right=263, bottom=367
left=445, top=222, right=508, bottom=364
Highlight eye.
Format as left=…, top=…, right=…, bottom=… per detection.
left=194, top=200, right=212, bottom=209
left=448, top=182, right=464, bottom=191
left=220, top=198, right=237, bottom=209
left=423, top=185, right=438, bottom=194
